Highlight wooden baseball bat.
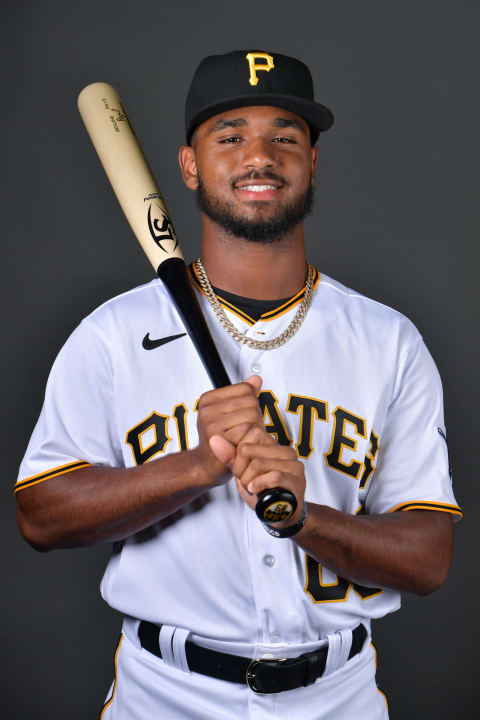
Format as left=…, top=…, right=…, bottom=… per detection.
left=77, top=82, right=229, bottom=388
left=77, top=82, right=296, bottom=524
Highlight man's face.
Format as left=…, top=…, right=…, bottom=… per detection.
left=180, top=106, right=318, bottom=243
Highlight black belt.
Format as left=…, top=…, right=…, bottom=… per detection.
left=138, top=621, right=367, bottom=694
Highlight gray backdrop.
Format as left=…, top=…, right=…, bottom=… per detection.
left=2, top=0, right=478, bottom=717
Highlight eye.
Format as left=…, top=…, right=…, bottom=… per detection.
left=273, top=136, right=296, bottom=144
left=218, top=136, right=243, bottom=144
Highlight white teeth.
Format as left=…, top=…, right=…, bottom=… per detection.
left=239, top=185, right=277, bottom=192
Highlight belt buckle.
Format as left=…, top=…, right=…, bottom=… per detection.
left=246, top=657, right=288, bottom=694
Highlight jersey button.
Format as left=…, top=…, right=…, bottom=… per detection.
left=271, top=633, right=281, bottom=643
left=263, top=554, right=275, bottom=567
left=251, top=362, right=262, bottom=374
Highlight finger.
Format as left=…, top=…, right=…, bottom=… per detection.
left=238, top=426, right=275, bottom=446
left=204, top=407, right=264, bottom=440
left=209, top=435, right=236, bottom=467
left=235, top=478, right=257, bottom=510
left=245, top=469, right=300, bottom=496
left=244, top=374, right=263, bottom=395
left=231, top=428, right=275, bottom=479
left=220, top=421, right=270, bottom=453
left=199, top=394, right=263, bottom=420
left=198, top=380, right=260, bottom=410
left=237, top=442, right=296, bottom=461
left=239, top=458, right=304, bottom=491
left=223, top=423, right=259, bottom=447
left=235, top=476, right=255, bottom=505
left=232, top=434, right=276, bottom=479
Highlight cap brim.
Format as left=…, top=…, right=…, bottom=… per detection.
left=186, top=94, right=334, bottom=145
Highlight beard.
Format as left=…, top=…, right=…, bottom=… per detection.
left=195, top=172, right=314, bottom=244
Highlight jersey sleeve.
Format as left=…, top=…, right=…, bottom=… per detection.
left=364, top=336, right=462, bottom=520
left=15, top=318, right=123, bottom=494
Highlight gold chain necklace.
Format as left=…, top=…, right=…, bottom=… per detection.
left=194, top=259, right=315, bottom=351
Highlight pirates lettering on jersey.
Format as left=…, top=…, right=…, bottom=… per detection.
left=125, top=412, right=171, bottom=465
left=173, top=403, right=189, bottom=451
left=286, top=394, right=328, bottom=459
left=258, top=390, right=292, bottom=446
left=325, top=407, right=367, bottom=479
left=124, top=392, right=378, bottom=485
left=359, top=430, right=380, bottom=489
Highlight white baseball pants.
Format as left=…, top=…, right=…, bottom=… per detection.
left=100, top=620, right=389, bottom=719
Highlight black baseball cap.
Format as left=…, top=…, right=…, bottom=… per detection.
left=185, top=50, right=334, bottom=145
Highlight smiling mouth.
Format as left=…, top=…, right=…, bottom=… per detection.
left=237, top=184, right=281, bottom=192
left=233, top=180, right=284, bottom=200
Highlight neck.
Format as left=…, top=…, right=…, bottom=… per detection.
left=200, top=216, right=308, bottom=300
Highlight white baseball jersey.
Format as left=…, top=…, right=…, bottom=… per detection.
left=17, top=266, right=461, bottom=650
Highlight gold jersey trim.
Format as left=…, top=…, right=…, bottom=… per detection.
left=188, top=263, right=320, bottom=326
left=370, top=642, right=389, bottom=710
left=389, top=500, right=463, bottom=519
left=14, top=460, right=91, bottom=494
left=100, top=635, right=123, bottom=718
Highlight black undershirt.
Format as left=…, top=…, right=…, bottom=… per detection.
left=211, top=285, right=294, bottom=322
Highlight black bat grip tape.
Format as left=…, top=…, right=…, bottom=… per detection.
left=157, top=257, right=297, bottom=522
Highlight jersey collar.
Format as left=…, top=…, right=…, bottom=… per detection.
left=188, top=263, right=320, bottom=327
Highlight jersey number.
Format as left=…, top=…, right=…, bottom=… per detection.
left=304, top=554, right=382, bottom=603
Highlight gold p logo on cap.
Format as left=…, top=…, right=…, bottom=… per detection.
left=245, top=52, right=275, bottom=86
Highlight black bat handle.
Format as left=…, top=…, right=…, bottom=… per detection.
left=157, top=257, right=230, bottom=388
left=157, top=257, right=296, bottom=523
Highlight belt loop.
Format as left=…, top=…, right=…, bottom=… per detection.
left=337, top=628, right=352, bottom=669
left=122, top=616, right=141, bottom=649
left=323, top=628, right=353, bottom=677
left=172, top=627, right=191, bottom=673
left=159, top=625, right=176, bottom=667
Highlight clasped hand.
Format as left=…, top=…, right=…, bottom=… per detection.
left=197, top=375, right=306, bottom=526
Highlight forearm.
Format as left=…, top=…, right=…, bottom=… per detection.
left=17, top=376, right=266, bottom=551
left=16, top=448, right=211, bottom=551
left=294, top=503, right=453, bottom=595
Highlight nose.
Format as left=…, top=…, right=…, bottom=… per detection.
left=242, top=136, right=278, bottom=171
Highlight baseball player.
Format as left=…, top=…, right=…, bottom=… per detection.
left=16, top=50, right=461, bottom=719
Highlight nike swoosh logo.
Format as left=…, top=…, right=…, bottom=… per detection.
left=142, top=332, right=187, bottom=350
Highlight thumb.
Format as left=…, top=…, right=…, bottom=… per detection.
left=244, top=374, right=263, bottom=395
left=209, top=435, right=236, bottom=468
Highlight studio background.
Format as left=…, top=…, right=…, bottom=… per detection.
left=2, top=1, right=477, bottom=717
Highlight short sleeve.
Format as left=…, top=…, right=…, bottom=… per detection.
left=364, top=337, right=462, bottom=520
left=15, top=318, right=123, bottom=494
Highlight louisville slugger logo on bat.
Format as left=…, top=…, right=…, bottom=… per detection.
left=147, top=203, right=178, bottom=253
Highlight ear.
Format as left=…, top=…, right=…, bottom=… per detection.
left=310, top=145, right=318, bottom=184
left=178, top=145, right=198, bottom=190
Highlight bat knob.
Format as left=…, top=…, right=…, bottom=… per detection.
left=255, top=488, right=297, bottom=523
